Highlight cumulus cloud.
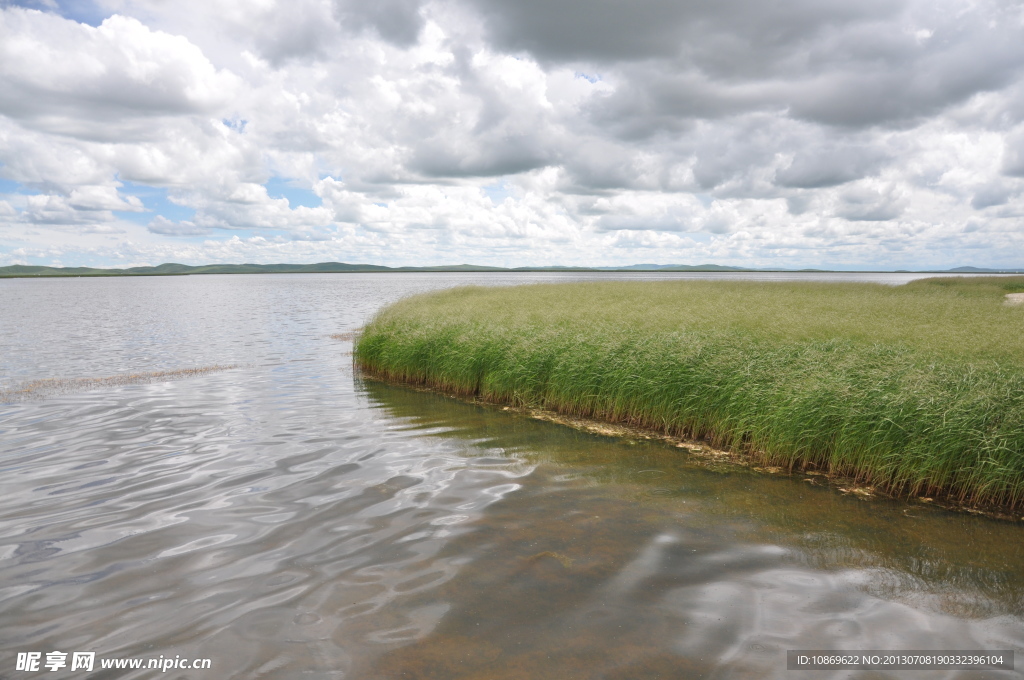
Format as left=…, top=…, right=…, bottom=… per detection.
left=1003, top=128, right=1024, bottom=178
left=520, top=0, right=1024, bottom=137
left=835, top=184, right=908, bottom=222
left=1, top=0, right=1023, bottom=269
left=971, top=181, right=1017, bottom=210
left=68, top=185, right=145, bottom=211
left=22, top=194, right=108, bottom=224
left=334, top=0, right=426, bottom=46
left=147, top=215, right=210, bottom=236
left=776, top=142, right=890, bottom=189
left=0, top=9, right=240, bottom=138
left=467, top=0, right=893, bottom=64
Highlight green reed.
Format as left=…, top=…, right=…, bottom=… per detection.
left=355, top=277, right=1024, bottom=508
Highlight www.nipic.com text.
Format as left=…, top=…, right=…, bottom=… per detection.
left=15, top=651, right=212, bottom=672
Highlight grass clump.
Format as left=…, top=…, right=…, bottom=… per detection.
left=355, top=277, right=1024, bottom=509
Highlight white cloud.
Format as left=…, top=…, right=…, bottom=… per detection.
left=0, top=9, right=241, bottom=138
left=68, top=185, right=145, bottom=211
left=0, top=0, right=1023, bottom=270
left=835, top=184, right=909, bottom=222
left=147, top=215, right=209, bottom=236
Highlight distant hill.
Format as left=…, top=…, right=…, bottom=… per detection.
left=513, top=264, right=751, bottom=272
left=1, top=262, right=745, bottom=277
left=0, top=262, right=397, bottom=277
left=592, top=263, right=749, bottom=271
left=945, top=266, right=1024, bottom=273
left=2, top=262, right=1022, bottom=278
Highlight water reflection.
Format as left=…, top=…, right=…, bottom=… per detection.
left=1, top=273, right=1022, bottom=680
left=358, top=380, right=1024, bottom=679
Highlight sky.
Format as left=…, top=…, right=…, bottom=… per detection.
left=1, top=0, right=1023, bottom=269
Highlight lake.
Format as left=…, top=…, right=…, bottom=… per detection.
left=1, top=272, right=1022, bottom=679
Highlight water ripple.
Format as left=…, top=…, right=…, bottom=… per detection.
left=2, top=274, right=1023, bottom=679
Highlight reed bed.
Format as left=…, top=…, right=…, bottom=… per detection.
left=355, top=277, right=1024, bottom=510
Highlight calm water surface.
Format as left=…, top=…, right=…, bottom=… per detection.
left=1, top=273, right=1022, bottom=679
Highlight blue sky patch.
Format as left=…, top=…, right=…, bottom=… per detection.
left=12, top=0, right=114, bottom=26
left=0, top=178, right=34, bottom=195
left=483, top=182, right=511, bottom=204
left=118, top=182, right=196, bottom=222
left=223, top=118, right=248, bottom=133
left=266, top=177, right=322, bottom=209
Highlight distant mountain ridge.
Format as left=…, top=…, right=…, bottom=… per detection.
left=0, top=262, right=751, bottom=277
left=593, top=264, right=749, bottom=271
left=2, top=262, right=1022, bottom=277
left=940, top=267, right=1024, bottom=273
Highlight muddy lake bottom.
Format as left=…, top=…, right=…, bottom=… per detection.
left=1, top=272, right=1022, bottom=679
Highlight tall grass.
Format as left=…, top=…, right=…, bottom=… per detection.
left=356, top=277, right=1024, bottom=509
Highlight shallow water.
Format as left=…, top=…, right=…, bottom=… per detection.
left=1, top=272, right=1022, bottom=679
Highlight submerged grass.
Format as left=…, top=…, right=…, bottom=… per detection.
left=0, top=365, right=237, bottom=403
left=355, top=277, right=1024, bottom=510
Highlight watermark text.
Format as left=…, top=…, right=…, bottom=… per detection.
left=16, top=651, right=211, bottom=673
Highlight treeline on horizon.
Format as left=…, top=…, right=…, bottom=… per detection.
left=2, top=262, right=1021, bottom=277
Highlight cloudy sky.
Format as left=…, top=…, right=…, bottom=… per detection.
left=1, top=0, right=1023, bottom=269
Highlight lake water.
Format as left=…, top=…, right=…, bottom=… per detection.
left=1, top=272, right=1022, bottom=679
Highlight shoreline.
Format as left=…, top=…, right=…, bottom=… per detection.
left=358, top=370, right=1024, bottom=523
left=355, top=277, right=1024, bottom=515
left=5, top=262, right=1024, bottom=279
